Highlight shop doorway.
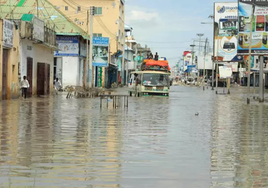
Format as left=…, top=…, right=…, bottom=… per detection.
left=27, top=57, right=33, bottom=97
left=37, top=63, right=50, bottom=96
left=2, top=49, right=8, bottom=100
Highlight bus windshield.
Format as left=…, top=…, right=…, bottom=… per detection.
left=143, top=73, right=169, bottom=86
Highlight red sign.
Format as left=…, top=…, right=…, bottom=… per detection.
left=183, top=51, right=191, bottom=57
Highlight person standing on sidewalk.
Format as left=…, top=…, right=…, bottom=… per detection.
left=20, top=76, right=30, bottom=99
left=54, top=78, right=62, bottom=95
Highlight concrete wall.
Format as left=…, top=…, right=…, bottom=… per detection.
left=0, top=19, right=20, bottom=100
left=20, top=39, right=54, bottom=95
left=61, top=56, right=82, bottom=87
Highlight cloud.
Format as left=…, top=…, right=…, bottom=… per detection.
left=128, top=10, right=159, bottom=21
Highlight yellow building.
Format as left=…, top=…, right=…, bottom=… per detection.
left=0, top=19, right=20, bottom=100
left=48, top=0, right=125, bottom=56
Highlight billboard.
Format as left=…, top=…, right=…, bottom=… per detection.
left=238, top=0, right=268, bottom=54
left=183, top=51, right=192, bottom=71
left=54, top=36, right=79, bottom=56
left=33, top=16, right=44, bottom=42
left=3, top=19, right=14, bottom=48
left=92, top=37, right=109, bottom=67
left=239, top=0, right=268, bottom=6
left=214, top=3, right=239, bottom=61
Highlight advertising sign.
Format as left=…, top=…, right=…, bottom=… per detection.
left=239, top=0, right=268, bottom=6
left=214, top=3, right=239, bottom=61
left=54, top=36, right=79, bottom=56
left=183, top=51, right=192, bottom=71
left=92, top=37, right=109, bottom=67
left=250, top=56, right=268, bottom=71
left=219, top=66, right=233, bottom=78
left=238, top=0, right=268, bottom=54
left=33, top=16, right=44, bottom=42
left=3, top=19, right=14, bottom=48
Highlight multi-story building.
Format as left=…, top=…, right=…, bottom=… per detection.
left=48, top=0, right=125, bottom=88
left=125, top=24, right=137, bottom=84
left=0, top=0, right=91, bottom=97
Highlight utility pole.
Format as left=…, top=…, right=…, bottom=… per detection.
left=259, top=55, right=264, bottom=102
left=135, top=46, right=138, bottom=71
left=36, top=0, right=39, bottom=18
left=197, top=33, right=204, bottom=56
left=89, top=6, right=95, bottom=88
left=84, top=9, right=89, bottom=89
left=247, top=5, right=255, bottom=104
left=203, top=38, right=208, bottom=90
left=126, top=47, right=129, bottom=85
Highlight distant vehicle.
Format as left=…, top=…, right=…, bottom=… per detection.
left=187, top=77, right=195, bottom=85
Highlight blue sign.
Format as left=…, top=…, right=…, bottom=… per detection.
left=54, top=36, right=79, bottom=56
left=92, top=37, right=109, bottom=67
left=93, top=37, right=109, bottom=46
left=185, top=65, right=196, bottom=73
left=93, top=62, right=108, bottom=67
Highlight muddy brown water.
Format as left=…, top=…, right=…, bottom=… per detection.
left=0, top=86, right=268, bottom=188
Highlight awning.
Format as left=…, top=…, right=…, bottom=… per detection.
left=0, top=0, right=89, bottom=38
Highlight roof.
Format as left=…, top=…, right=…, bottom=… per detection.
left=125, top=24, right=133, bottom=31
left=0, top=0, right=89, bottom=37
left=131, top=71, right=169, bottom=75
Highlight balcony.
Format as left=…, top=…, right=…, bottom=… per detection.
left=20, top=20, right=57, bottom=49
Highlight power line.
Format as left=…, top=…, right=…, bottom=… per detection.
left=135, top=40, right=191, bottom=44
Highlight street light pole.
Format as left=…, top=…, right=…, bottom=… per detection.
left=89, top=6, right=95, bottom=88
left=247, top=5, right=255, bottom=104
left=203, top=38, right=208, bottom=91
left=197, top=33, right=204, bottom=56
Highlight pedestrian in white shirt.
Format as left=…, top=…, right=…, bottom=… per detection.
left=54, top=78, right=61, bottom=95
left=20, top=76, right=30, bottom=99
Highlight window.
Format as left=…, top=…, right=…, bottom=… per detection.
left=94, top=7, right=102, bottom=15
left=77, top=6, right=81, bottom=12
left=143, top=74, right=169, bottom=86
left=93, top=33, right=102, bottom=37
left=65, top=6, right=68, bottom=11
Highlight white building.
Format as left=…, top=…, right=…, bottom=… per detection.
left=54, top=35, right=88, bottom=88
left=19, top=16, right=57, bottom=96
left=125, top=24, right=137, bottom=83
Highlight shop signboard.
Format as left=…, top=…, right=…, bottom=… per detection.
left=239, top=0, right=268, bottom=6
left=183, top=51, right=192, bottom=71
left=219, top=65, right=233, bottom=78
left=3, top=19, right=14, bottom=48
left=92, top=37, right=109, bottom=67
left=214, top=3, right=239, bottom=61
left=238, top=0, right=268, bottom=55
left=33, top=16, right=44, bottom=42
left=54, top=36, right=79, bottom=56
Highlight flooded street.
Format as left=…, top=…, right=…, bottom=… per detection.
left=0, top=86, right=268, bottom=188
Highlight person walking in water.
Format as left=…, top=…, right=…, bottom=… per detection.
left=54, top=78, right=62, bottom=95
left=20, top=76, right=30, bottom=99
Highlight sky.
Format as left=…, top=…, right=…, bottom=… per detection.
left=125, top=0, right=235, bottom=67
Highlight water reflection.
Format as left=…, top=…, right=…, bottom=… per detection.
left=0, top=87, right=268, bottom=187
left=211, top=90, right=268, bottom=188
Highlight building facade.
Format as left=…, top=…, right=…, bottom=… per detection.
left=54, top=35, right=88, bottom=88
left=0, top=19, right=20, bottom=100
left=19, top=16, right=57, bottom=96
left=48, top=0, right=125, bottom=88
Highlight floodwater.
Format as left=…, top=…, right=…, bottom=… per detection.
left=0, top=86, right=268, bottom=188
